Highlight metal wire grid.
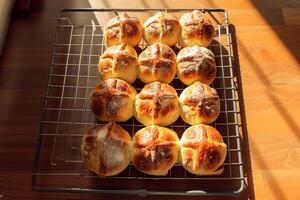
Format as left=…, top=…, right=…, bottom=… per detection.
left=32, top=8, right=244, bottom=196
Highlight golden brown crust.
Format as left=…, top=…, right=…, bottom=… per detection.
left=99, top=43, right=138, bottom=83
left=104, top=13, right=143, bottom=47
left=177, top=46, right=216, bottom=85
left=134, top=82, right=179, bottom=126
left=82, top=122, right=132, bottom=177
left=180, top=124, right=227, bottom=175
left=179, top=81, right=220, bottom=125
left=143, top=12, right=181, bottom=46
left=131, top=125, right=179, bottom=176
left=138, top=42, right=176, bottom=84
left=179, top=10, right=215, bottom=47
left=90, top=79, right=136, bottom=122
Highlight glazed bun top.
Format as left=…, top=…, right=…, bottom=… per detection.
left=104, top=12, right=143, bottom=47
left=179, top=10, right=215, bottom=47
left=138, top=42, right=176, bottom=84
left=143, top=12, right=181, bottom=46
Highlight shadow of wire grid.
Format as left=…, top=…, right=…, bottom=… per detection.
left=32, top=9, right=247, bottom=197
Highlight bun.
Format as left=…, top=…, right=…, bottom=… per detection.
left=143, top=12, right=180, bottom=46
left=99, top=43, right=138, bottom=83
left=138, top=42, right=176, bottom=84
left=104, top=13, right=143, bottom=47
left=82, top=122, right=132, bottom=177
left=179, top=81, right=220, bottom=125
left=179, top=10, right=215, bottom=47
left=180, top=124, right=227, bottom=175
left=90, top=79, right=136, bottom=122
left=177, top=45, right=216, bottom=85
left=134, top=81, right=179, bottom=126
left=131, top=125, right=179, bottom=176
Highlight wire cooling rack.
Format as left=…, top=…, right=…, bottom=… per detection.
left=31, top=8, right=245, bottom=197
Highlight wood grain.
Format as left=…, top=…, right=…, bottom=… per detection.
left=0, top=0, right=300, bottom=199
left=282, top=8, right=300, bottom=25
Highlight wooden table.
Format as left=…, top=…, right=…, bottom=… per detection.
left=0, top=0, right=299, bottom=199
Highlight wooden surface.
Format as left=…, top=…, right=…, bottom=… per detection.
left=0, top=0, right=300, bottom=199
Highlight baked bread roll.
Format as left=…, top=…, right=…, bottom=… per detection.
left=98, top=43, right=138, bottom=83
left=179, top=81, right=220, bottom=125
left=90, top=79, right=136, bottom=122
left=131, top=125, right=179, bottom=176
left=138, top=42, right=176, bottom=84
left=180, top=124, right=227, bottom=175
left=179, top=10, right=215, bottom=47
left=82, top=122, right=132, bottom=177
left=134, top=81, right=179, bottom=126
left=143, top=12, right=180, bottom=46
left=104, top=13, right=143, bottom=47
left=177, top=45, right=216, bottom=85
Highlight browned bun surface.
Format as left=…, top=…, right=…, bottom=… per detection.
left=180, top=124, right=227, bottom=175
left=90, top=79, right=136, bottom=122
left=104, top=13, right=143, bottom=47
left=99, top=43, right=138, bottom=83
left=179, top=81, right=220, bottom=125
left=82, top=122, right=132, bottom=177
left=138, top=42, right=176, bottom=84
left=179, top=10, right=215, bottom=47
left=143, top=12, right=181, bottom=46
left=177, top=45, right=216, bottom=85
left=131, top=125, right=179, bottom=176
left=134, top=81, right=179, bottom=126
